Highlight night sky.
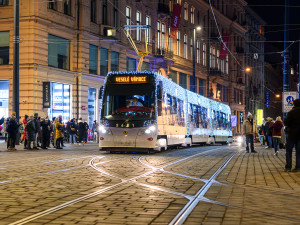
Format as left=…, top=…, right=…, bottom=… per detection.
left=246, top=0, right=300, bottom=62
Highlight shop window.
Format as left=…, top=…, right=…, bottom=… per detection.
left=89, top=44, right=97, bottom=74
left=111, top=51, right=119, bottom=71
left=0, top=80, right=9, bottom=118
left=179, top=72, right=187, bottom=89
left=0, top=31, right=9, bottom=65
left=64, top=0, right=71, bottom=15
left=48, top=34, right=70, bottom=70
left=49, top=83, right=70, bottom=122
left=100, top=48, right=108, bottom=76
left=127, top=57, right=136, bottom=71
left=88, top=88, right=96, bottom=128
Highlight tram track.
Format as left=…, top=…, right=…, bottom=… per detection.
left=8, top=146, right=235, bottom=225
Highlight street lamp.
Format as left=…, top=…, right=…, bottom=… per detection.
left=245, top=67, right=251, bottom=73
left=192, top=26, right=201, bottom=93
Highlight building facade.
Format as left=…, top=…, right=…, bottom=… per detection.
left=244, top=6, right=266, bottom=122
left=1, top=0, right=251, bottom=133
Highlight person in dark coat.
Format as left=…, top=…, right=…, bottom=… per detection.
left=26, top=115, right=36, bottom=150
left=6, top=112, right=19, bottom=151
left=40, top=117, right=51, bottom=149
left=33, top=113, right=41, bottom=149
left=270, top=116, right=283, bottom=156
left=83, top=121, right=89, bottom=143
left=68, top=119, right=77, bottom=144
left=77, top=118, right=85, bottom=145
left=284, top=99, right=300, bottom=172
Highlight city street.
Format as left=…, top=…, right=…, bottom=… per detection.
left=1, top=142, right=300, bottom=225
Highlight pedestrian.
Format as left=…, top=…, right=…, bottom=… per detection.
left=263, top=118, right=270, bottom=148
left=77, top=118, right=85, bottom=145
left=84, top=121, right=89, bottom=143
left=26, top=115, right=36, bottom=150
left=23, top=115, right=28, bottom=149
left=270, top=116, right=283, bottom=156
left=266, top=118, right=274, bottom=149
left=258, top=126, right=264, bottom=146
left=284, top=99, right=300, bottom=172
left=33, top=113, right=41, bottom=150
left=55, top=116, right=64, bottom=149
left=41, top=117, right=51, bottom=149
left=6, top=112, right=19, bottom=151
left=243, top=112, right=258, bottom=153
left=68, top=119, right=77, bottom=144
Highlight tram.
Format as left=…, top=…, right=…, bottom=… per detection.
left=99, top=71, right=232, bottom=152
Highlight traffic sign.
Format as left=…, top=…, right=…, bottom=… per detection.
left=282, top=92, right=298, bottom=113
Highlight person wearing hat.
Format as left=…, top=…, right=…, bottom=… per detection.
left=284, top=99, right=300, bottom=172
left=242, top=112, right=258, bottom=153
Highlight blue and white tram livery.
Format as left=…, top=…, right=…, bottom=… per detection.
left=99, top=71, right=232, bottom=152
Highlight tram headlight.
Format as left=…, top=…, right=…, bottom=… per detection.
left=145, top=125, right=156, bottom=134
left=99, top=125, right=111, bottom=134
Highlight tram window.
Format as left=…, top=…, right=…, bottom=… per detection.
left=177, top=99, right=185, bottom=126
left=157, top=84, right=163, bottom=116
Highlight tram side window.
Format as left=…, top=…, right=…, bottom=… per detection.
left=200, top=106, right=208, bottom=129
left=177, top=99, right=185, bottom=126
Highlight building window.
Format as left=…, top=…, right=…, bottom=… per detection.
left=176, top=31, right=180, bottom=56
left=217, top=49, right=220, bottom=70
left=226, top=55, right=228, bottom=74
left=157, top=21, right=161, bottom=50
left=168, top=27, right=172, bottom=52
left=100, top=48, right=108, bottom=76
left=103, top=0, right=108, bottom=25
left=162, top=23, right=165, bottom=50
left=179, top=72, right=187, bottom=89
left=113, top=0, right=118, bottom=28
left=196, top=41, right=200, bottom=64
left=49, top=0, right=57, bottom=10
left=184, top=34, right=187, bottom=59
left=146, top=16, right=151, bottom=45
left=64, top=0, right=71, bottom=15
left=0, top=80, right=9, bottom=118
left=89, top=44, right=97, bottom=74
left=91, top=0, right=96, bottom=22
left=127, top=57, right=136, bottom=71
left=197, top=11, right=200, bottom=25
left=190, top=38, right=193, bottom=59
left=141, top=62, right=150, bottom=71
left=212, top=47, right=215, bottom=68
left=0, top=31, right=9, bottom=65
left=48, top=34, right=70, bottom=70
left=209, top=47, right=212, bottom=68
left=191, top=7, right=195, bottom=24
left=223, top=85, right=228, bottom=102
left=49, top=83, right=71, bottom=122
left=136, top=12, right=141, bottom=41
left=111, top=51, right=119, bottom=71
left=0, top=0, right=9, bottom=6
left=184, top=2, right=188, bottom=20
left=198, top=78, right=205, bottom=96
left=202, top=43, right=206, bottom=66
left=220, top=58, right=224, bottom=72
left=88, top=88, right=96, bottom=128
left=169, top=0, right=173, bottom=12
left=169, top=70, right=177, bottom=83
left=217, top=83, right=222, bottom=100
left=126, top=7, right=131, bottom=25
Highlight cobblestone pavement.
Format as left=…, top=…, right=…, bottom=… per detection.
left=0, top=141, right=300, bottom=225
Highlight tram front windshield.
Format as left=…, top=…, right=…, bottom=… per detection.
left=101, top=84, right=156, bottom=127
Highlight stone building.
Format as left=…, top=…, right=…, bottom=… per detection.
left=0, top=0, right=250, bottom=132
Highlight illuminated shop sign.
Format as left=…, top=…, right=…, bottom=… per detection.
left=114, top=76, right=148, bottom=84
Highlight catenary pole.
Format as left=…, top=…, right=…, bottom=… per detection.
left=283, top=0, right=290, bottom=119
left=13, top=0, right=20, bottom=144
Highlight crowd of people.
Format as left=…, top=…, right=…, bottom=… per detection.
left=243, top=98, right=300, bottom=172
left=0, top=114, right=99, bottom=151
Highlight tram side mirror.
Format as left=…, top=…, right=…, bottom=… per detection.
left=99, top=86, right=104, bottom=100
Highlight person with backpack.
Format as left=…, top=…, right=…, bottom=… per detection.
left=68, top=119, right=77, bottom=144
left=270, top=116, right=283, bottom=156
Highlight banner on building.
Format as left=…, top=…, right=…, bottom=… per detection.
left=220, top=33, right=230, bottom=59
left=240, top=112, right=244, bottom=124
left=231, top=115, right=237, bottom=127
left=43, top=82, right=51, bottom=108
left=257, top=109, right=263, bottom=125
left=265, top=91, right=270, bottom=108
left=170, top=4, right=182, bottom=39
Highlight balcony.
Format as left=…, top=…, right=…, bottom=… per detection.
left=157, top=3, right=170, bottom=16
left=154, top=48, right=174, bottom=60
